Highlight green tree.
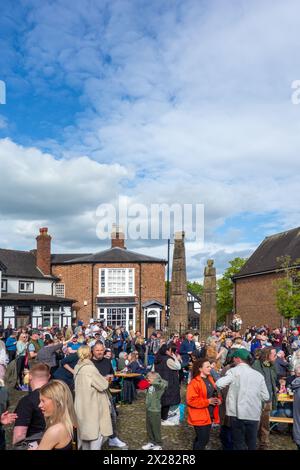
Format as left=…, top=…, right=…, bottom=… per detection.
left=187, top=281, right=203, bottom=297
left=275, top=256, right=300, bottom=320
left=217, top=257, right=247, bottom=323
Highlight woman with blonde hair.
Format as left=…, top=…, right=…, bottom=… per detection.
left=135, top=336, right=146, bottom=363
left=32, top=379, right=77, bottom=450
left=74, top=345, right=112, bottom=450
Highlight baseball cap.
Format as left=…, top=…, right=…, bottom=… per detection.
left=231, top=349, right=251, bottom=361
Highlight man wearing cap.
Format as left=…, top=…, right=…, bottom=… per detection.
left=27, top=330, right=44, bottom=369
left=89, top=332, right=103, bottom=348
left=216, top=349, right=269, bottom=450
left=67, top=335, right=82, bottom=354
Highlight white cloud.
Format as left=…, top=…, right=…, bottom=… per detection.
left=0, top=138, right=131, bottom=249
left=2, top=0, right=300, bottom=277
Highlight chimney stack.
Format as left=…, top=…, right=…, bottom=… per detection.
left=111, top=224, right=126, bottom=249
left=36, top=227, right=52, bottom=275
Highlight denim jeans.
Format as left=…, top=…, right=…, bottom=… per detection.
left=220, top=424, right=233, bottom=450
left=231, top=417, right=259, bottom=450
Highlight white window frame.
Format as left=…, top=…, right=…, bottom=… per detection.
left=19, top=280, right=34, bottom=293
left=55, top=283, right=65, bottom=298
left=1, top=278, right=7, bottom=292
left=98, top=268, right=135, bottom=297
left=97, top=306, right=135, bottom=331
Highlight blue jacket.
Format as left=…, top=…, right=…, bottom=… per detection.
left=179, top=339, right=196, bottom=366
left=5, top=337, right=17, bottom=351
left=250, top=339, right=261, bottom=354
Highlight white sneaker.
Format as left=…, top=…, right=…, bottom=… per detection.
left=108, top=437, right=128, bottom=448
left=152, top=445, right=162, bottom=450
left=142, top=442, right=155, bottom=450
left=161, top=419, right=177, bottom=426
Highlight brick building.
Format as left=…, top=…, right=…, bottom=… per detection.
left=51, top=228, right=167, bottom=336
left=233, top=226, right=300, bottom=330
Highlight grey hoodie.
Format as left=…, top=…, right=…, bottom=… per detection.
left=291, top=377, right=300, bottom=446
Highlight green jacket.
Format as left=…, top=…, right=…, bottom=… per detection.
left=4, top=359, right=17, bottom=389
left=252, top=359, right=278, bottom=410
left=28, top=339, right=44, bottom=364
left=146, top=375, right=168, bottom=413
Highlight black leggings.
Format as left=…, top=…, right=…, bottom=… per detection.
left=193, top=425, right=211, bottom=450
left=16, top=355, right=25, bottom=385
left=161, top=405, right=170, bottom=421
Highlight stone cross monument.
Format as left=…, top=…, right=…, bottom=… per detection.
left=200, top=259, right=217, bottom=339
left=169, top=231, right=188, bottom=333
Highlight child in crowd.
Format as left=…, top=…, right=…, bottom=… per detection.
left=142, top=371, right=168, bottom=451
left=278, top=377, right=287, bottom=394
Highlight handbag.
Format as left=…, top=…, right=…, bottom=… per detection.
left=13, top=432, right=44, bottom=450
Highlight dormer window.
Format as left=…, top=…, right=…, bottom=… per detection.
left=19, top=281, right=34, bottom=293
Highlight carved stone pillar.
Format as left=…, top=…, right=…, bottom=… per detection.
left=169, top=231, right=188, bottom=333
left=200, top=259, right=217, bottom=339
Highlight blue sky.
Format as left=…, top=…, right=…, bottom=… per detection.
left=1, top=0, right=300, bottom=280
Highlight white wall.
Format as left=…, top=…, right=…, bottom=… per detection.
left=4, top=277, right=53, bottom=295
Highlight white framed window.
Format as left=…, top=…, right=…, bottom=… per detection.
left=19, top=280, right=34, bottom=293
left=55, top=283, right=65, bottom=298
left=98, top=306, right=135, bottom=331
left=1, top=279, right=7, bottom=292
left=99, top=268, right=135, bottom=296
left=98, top=308, right=106, bottom=321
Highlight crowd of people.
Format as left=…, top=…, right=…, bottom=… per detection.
left=0, top=319, right=300, bottom=451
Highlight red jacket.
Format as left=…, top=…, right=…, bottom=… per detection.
left=186, top=374, right=220, bottom=426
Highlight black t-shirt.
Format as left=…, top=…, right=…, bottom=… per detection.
left=202, top=377, right=215, bottom=419
left=14, top=389, right=45, bottom=437
left=92, top=357, right=114, bottom=376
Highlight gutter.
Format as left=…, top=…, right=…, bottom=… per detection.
left=233, top=264, right=300, bottom=281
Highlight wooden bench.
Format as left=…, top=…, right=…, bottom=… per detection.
left=269, top=416, right=293, bottom=430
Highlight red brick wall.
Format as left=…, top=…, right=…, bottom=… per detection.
left=52, top=264, right=93, bottom=322
left=52, top=262, right=166, bottom=331
left=234, top=272, right=289, bottom=330
left=36, top=229, right=51, bottom=275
